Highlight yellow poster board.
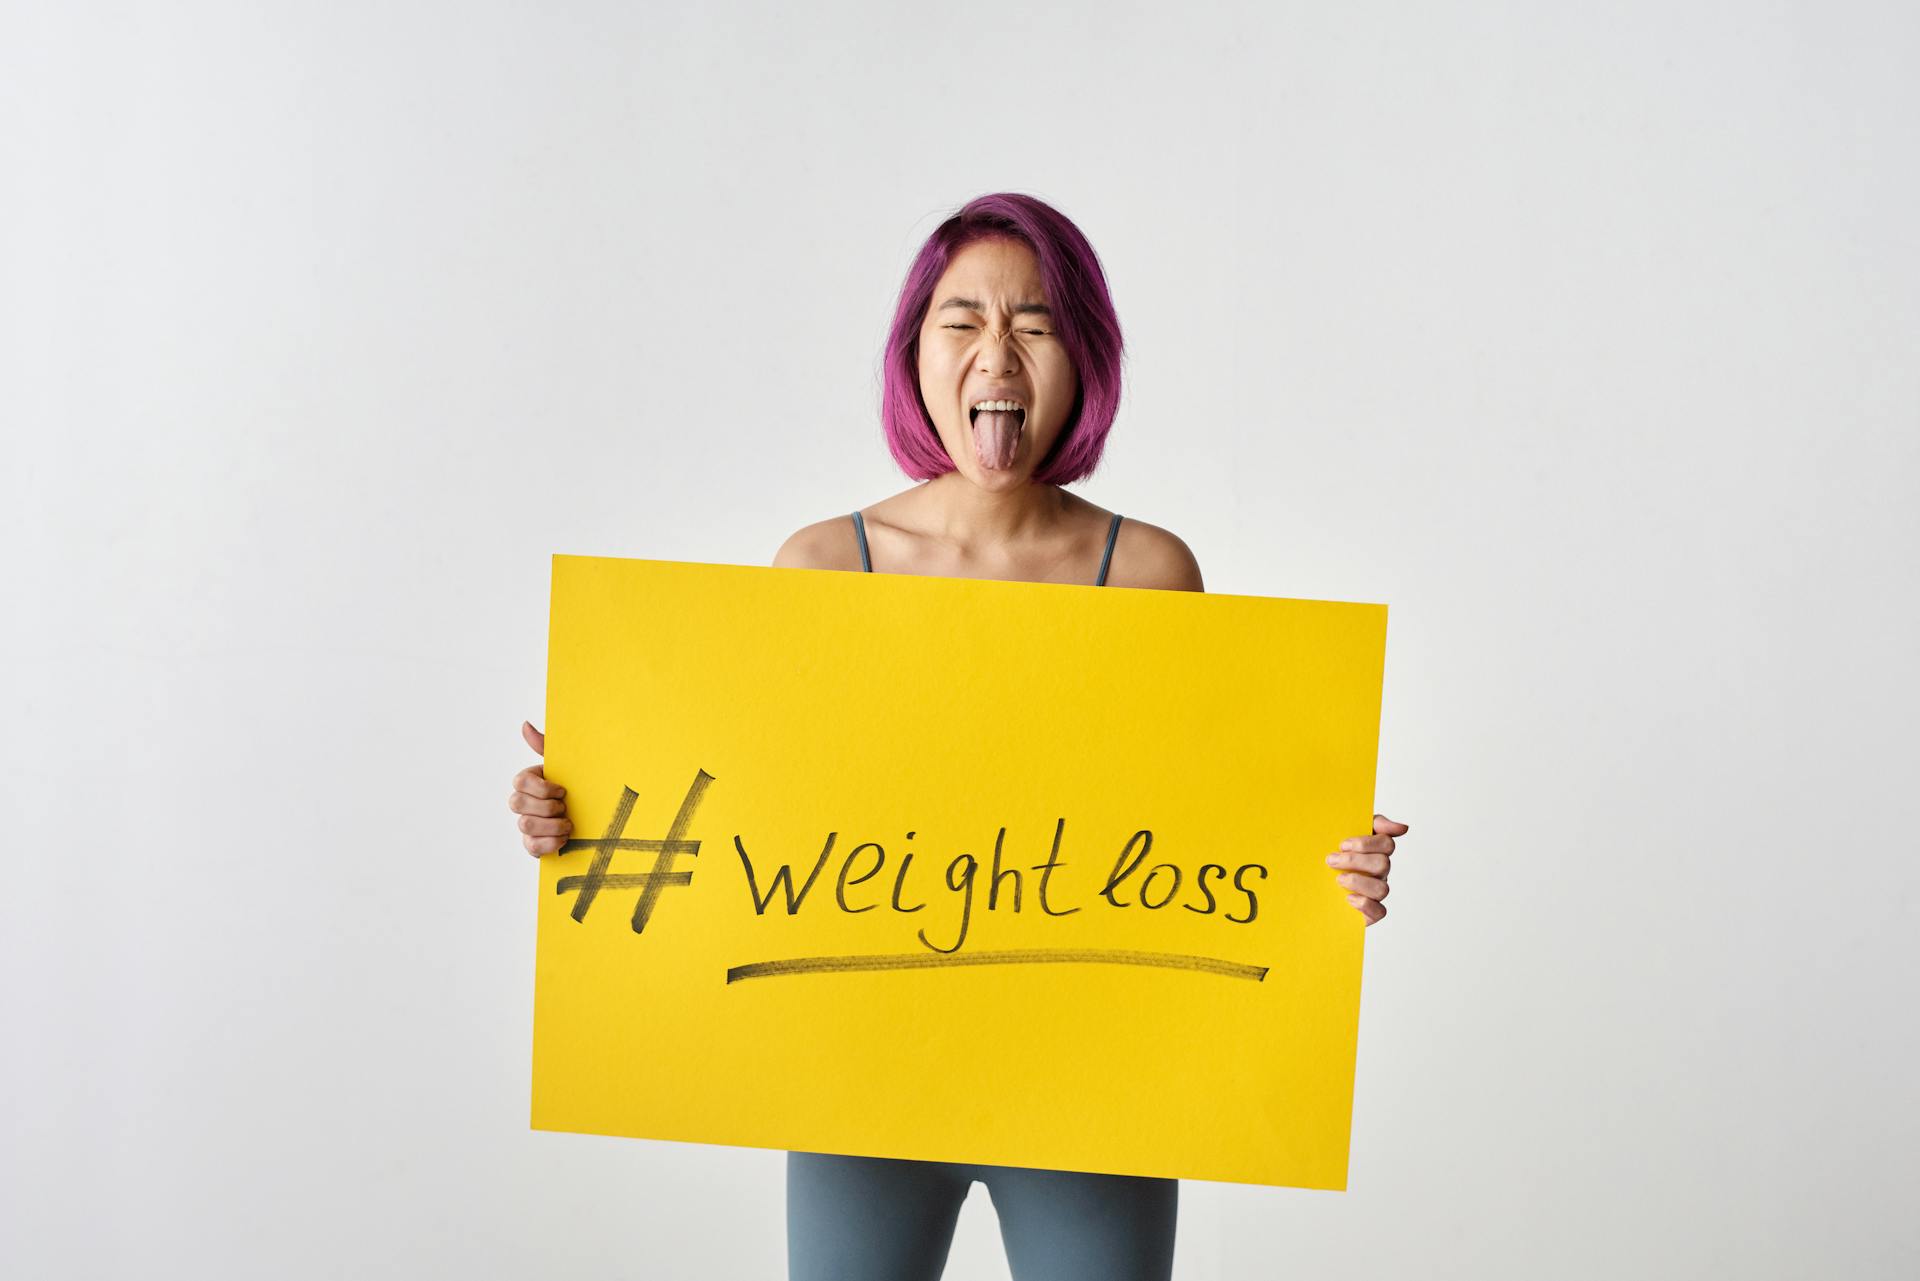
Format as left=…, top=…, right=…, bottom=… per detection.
left=532, top=553, right=1387, bottom=1190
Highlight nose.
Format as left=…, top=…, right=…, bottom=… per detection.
left=976, top=328, right=1019, bottom=376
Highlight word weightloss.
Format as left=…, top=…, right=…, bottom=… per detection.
left=735, top=817, right=1268, bottom=955
left=559, top=772, right=1269, bottom=956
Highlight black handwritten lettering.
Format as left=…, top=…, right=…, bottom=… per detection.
left=987, top=826, right=1022, bottom=912
left=1227, top=863, right=1267, bottom=924
left=1031, top=817, right=1079, bottom=916
left=1100, top=829, right=1153, bottom=907
left=836, top=841, right=885, bottom=913
left=916, top=853, right=978, bottom=954
left=736, top=831, right=836, bottom=915
left=1140, top=863, right=1181, bottom=910
left=555, top=790, right=1280, bottom=977
left=890, top=850, right=927, bottom=912
left=1184, top=863, right=1228, bottom=915
left=555, top=771, right=712, bottom=933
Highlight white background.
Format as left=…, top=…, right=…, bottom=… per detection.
left=4, top=2, right=1916, bottom=1277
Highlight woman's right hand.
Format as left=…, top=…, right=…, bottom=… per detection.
left=510, top=720, right=572, bottom=857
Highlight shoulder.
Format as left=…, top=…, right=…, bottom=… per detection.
left=772, top=513, right=864, bottom=572
left=1107, top=515, right=1204, bottom=592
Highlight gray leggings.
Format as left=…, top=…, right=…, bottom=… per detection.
left=787, top=1151, right=1178, bottom=1281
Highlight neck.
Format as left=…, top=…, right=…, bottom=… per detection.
left=915, top=471, right=1069, bottom=550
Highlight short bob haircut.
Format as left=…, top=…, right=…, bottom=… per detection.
left=879, top=192, right=1124, bottom=486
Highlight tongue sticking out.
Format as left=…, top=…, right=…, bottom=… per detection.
left=971, top=410, right=1022, bottom=471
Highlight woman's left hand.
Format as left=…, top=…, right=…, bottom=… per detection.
left=1326, top=814, right=1408, bottom=925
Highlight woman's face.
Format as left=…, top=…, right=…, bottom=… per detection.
left=916, top=236, right=1079, bottom=489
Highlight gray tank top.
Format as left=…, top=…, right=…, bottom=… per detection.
left=850, top=510, right=1123, bottom=586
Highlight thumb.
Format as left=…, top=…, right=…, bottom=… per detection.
left=1374, top=813, right=1410, bottom=835
left=522, top=720, right=546, bottom=756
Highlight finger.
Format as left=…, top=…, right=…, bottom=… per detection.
left=508, top=792, right=566, bottom=818
left=1348, top=893, right=1387, bottom=925
left=512, top=766, right=566, bottom=801
left=518, top=814, right=573, bottom=838
left=1326, top=851, right=1390, bottom=876
left=1336, top=872, right=1389, bottom=901
left=526, top=834, right=568, bottom=857
left=523, top=721, right=546, bottom=755
left=1374, top=814, right=1409, bottom=836
left=1340, top=835, right=1395, bottom=855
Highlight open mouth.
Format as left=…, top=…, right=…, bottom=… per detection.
left=968, top=404, right=1026, bottom=471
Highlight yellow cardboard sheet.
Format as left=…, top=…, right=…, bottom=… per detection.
left=532, top=553, right=1387, bottom=1190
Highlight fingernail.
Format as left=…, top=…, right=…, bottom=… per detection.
left=1325, top=853, right=1340, bottom=866
left=1347, top=894, right=1364, bottom=907
left=1337, top=873, right=1353, bottom=887
left=1340, top=839, right=1357, bottom=852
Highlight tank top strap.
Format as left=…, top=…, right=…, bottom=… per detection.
left=1096, top=513, right=1123, bottom=586
left=850, top=510, right=872, bottom=572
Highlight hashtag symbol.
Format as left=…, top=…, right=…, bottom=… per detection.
left=555, top=769, right=714, bottom=933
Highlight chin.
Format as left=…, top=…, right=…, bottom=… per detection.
left=964, top=466, right=1033, bottom=490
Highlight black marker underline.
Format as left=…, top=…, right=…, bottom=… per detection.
left=725, top=949, right=1268, bottom=984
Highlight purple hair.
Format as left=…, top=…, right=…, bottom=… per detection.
left=878, top=193, right=1125, bottom=485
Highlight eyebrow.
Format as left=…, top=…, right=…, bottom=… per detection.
left=935, top=296, right=1053, bottom=317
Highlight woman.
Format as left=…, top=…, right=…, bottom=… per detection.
left=507, top=192, right=1408, bottom=1281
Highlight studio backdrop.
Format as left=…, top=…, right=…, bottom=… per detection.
left=4, top=2, right=1916, bottom=1278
